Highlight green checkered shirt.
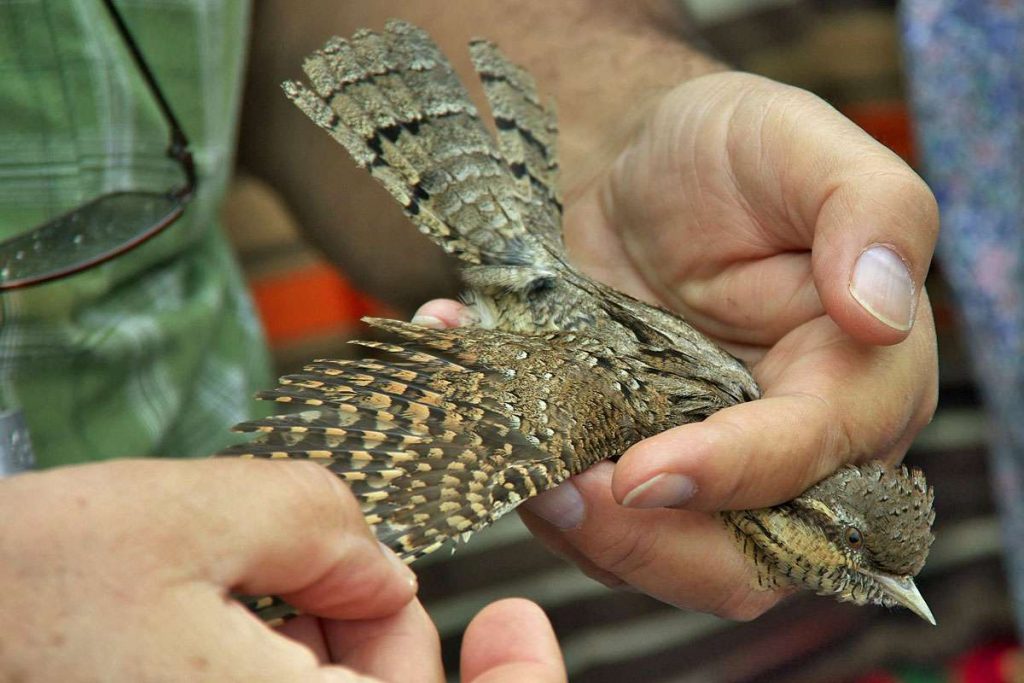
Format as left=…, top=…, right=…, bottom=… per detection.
left=0, top=0, right=271, bottom=467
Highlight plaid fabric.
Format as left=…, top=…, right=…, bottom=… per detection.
left=0, top=0, right=271, bottom=467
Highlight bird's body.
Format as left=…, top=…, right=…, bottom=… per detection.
left=223, top=20, right=935, bottom=622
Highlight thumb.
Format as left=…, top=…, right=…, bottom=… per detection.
left=811, top=159, right=939, bottom=344
left=760, top=84, right=939, bottom=344
left=460, top=599, right=566, bottom=683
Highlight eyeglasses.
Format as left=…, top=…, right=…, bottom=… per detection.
left=0, top=0, right=196, bottom=291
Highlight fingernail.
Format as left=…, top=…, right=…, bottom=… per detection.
left=850, top=245, right=916, bottom=331
left=622, top=473, right=697, bottom=508
left=411, top=314, right=444, bottom=329
left=378, top=541, right=417, bottom=589
left=523, top=481, right=585, bottom=529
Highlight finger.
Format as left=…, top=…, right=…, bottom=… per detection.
left=277, top=615, right=330, bottom=663
left=612, top=313, right=935, bottom=512
left=89, top=459, right=418, bottom=620
left=734, top=75, right=939, bottom=344
left=221, top=460, right=418, bottom=619
left=613, top=394, right=841, bottom=512
left=411, top=298, right=470, bottom=328
left=321, top=599, right=443, bottom=681
left=520, top=479, right=638, bottom=590
left=520, top=463, right=782, bottom=619
left=460, top=599, right=566, bottom=683
left=811, top=168, right=937, bottom=344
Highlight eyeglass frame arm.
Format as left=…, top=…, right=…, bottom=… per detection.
left=101, top=0, right=196, bottom=199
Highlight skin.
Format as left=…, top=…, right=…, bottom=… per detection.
left=0, top=460, right=565, bottom=682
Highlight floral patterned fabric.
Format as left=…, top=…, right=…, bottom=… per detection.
left=901, top=0, right=1024, bottom=630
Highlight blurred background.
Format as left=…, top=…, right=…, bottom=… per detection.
left=224, top=1, right=1020, bottom=681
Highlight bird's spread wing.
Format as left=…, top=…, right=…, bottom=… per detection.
left=220, top=319, right=651, bottom=562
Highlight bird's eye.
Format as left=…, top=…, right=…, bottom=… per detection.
left=844, top=526, right=864, bottom=549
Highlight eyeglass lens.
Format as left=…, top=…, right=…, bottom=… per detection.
left=0, top=191, right=182, bottom=289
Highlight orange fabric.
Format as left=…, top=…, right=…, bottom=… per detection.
left=250, top=261, right=379, bottom=345
left=842, top=101, right=916, bottom=164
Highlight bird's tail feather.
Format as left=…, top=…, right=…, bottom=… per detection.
left=283, top=20, right=563, bottom=267
left=469, top=38, right=563, bottom=247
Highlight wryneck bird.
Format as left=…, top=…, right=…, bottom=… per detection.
left=222, top=20, right=935, bottom=624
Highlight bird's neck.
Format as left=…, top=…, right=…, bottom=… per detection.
left=719, top=507, right=848, bottom=596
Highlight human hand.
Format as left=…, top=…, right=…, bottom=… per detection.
left=0, top=459, right=564, bottom=681
left=412, top=71, right=939, bottom=619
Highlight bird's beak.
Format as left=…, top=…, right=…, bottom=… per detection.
left=871, top=573, right=936, bottom=625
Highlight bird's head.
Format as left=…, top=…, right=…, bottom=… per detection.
left=723, top=462, right=936, bottom=623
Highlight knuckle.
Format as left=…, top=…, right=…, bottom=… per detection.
left=577, top=564, right=630, bottom=590
left=809, top=394, right=854, bottom=467
left=708, top=422, right=752, bottom=510
left=826, top=413, right=856, bottom=465
left=529, top=527, right=627, bottom=588
left=715, top=471, right=747, bottom=513
left=277, top=461, right=357, bottom=531
left=787, top=391, right=853, bottom=477
left=588, top=525, right=662, bottom=581
left=872, top=170, right=941, bottom=247
left=904, top=176, right=941, bottom=239
left=724, top=71, right=819, bottom=109
left=711, top=584, right=782, bottom=621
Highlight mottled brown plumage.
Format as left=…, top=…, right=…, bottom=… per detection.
left=221, top=20, right=935, bottom=622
